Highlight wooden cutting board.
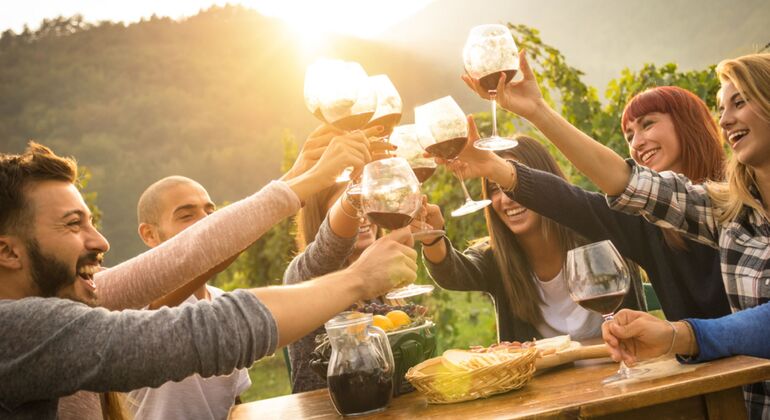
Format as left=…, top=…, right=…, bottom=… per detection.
left=535, top=343, right=610, bottom=370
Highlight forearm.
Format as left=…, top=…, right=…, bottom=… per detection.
left=148, top=254, right=239, bottom=309
left=528, top=103, right=630, bottom=195
left=680, top=303, right=770, bottom=362
left=424, top=242, right=489, bottom=292
left=328, top=196, right=361, bottom=239
left=283, top=216, right=356, bottom=285
left=255, top=269, right=365, bottom=347
left=422, top=236, right=448, bottom=264
left=96, top=181, right=300, bottom=310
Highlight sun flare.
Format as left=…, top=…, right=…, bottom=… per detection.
left=248, top=0, right=433, bottom=40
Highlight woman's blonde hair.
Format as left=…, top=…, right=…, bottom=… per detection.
left=707, top=53, right=770, bottom=223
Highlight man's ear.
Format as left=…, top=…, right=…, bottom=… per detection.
left=0, top=236, right=23, bottom=270
left=138, top=223, right=160, bottom=248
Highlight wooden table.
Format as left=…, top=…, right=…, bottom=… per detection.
left=230, top=355, right=770, bottom=419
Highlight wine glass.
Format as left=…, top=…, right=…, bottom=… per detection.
left=305, top=59, right=377, bottom=182
left=463, top=24, right=520, bottom=151
left=365, top=75, right=402, bottom=137
left=565, top=240, right=649, bottom=385
left=415, top=96, right=491, bottom=217
left=361, top=157, right=434, bottom=299
left=389, top=124, right=446, bottom=241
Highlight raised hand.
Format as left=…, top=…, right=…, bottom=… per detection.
left=462, top=50, right=546, bottom=121
left=348, top=228, right=418, bottom=299
left=410, top=196, right=444, bottom=243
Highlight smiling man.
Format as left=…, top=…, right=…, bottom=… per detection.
left=0, top=143, right=418, bottom=419
left=128, top=176, right=250, bottom=420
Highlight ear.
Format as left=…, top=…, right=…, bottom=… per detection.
left=138, top=223, right=161, bottom=248
left=0, top=236, right=23, bottom=270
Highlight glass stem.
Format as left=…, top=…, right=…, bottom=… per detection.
left=489, top=90, right=498, bottom=138
left=453, top=164, right=473, bottom=202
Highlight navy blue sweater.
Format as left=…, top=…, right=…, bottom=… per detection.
left=510, top=162, right=730, bottom=321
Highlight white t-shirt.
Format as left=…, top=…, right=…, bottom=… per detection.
left=533, top=269, right=604, bottom=341
left=127, top=286, right=252, bottom=420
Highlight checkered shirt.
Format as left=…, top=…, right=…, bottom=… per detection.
left=608, top=161, right=770, bottom=419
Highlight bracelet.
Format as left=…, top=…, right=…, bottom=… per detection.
left=681, top=320, right=697, bottom=356
left=339, top=200, right=360, bottom=220
left=664, top=320, right=677, bottom=356
left=422, top=235, right=445, bottom=247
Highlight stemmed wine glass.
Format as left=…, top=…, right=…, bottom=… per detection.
left=304, top=59, right=377, bottom=182
left=565, top=240, right=649, bottom=385
left=389, top=124, right=446, bottom=240
left=415, top=96, right=491, bottom=217
left=361, top=157, right=435, bottom=299
left=462, top=24, right=520, bottom=151
left=365, top=75, right=402, bottom=138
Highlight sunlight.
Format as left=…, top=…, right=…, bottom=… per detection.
left=248, top=0, right=433, bottom=40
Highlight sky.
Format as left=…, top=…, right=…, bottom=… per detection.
left=0, top=0, right=434, bottom=38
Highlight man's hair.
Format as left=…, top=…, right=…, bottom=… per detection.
left=0, top=142, right=78, bottom=235
left=137, top=175, right=199, bottom=225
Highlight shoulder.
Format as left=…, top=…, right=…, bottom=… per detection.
left=206, top=285, right=226, bottom=298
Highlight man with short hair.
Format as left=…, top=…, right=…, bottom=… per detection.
left=129, top=175, right=250, bottom=419
left=0, top=142, right=417, bottom=419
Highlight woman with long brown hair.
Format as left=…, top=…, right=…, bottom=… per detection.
left=420, top=134, right=645, bottom=343
left=456, top=81, right=730, bottom=323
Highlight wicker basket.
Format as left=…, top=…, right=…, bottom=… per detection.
left=405, top=347, right=538, bottom=404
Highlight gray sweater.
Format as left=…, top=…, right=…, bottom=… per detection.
left=0, top=290, right=277, bottom=420
left=283, top=215, right=357, bottom=393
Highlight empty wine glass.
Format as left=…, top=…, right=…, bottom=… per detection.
left=463, top=24, right=520, bottom=151
left=390, top=124, right=445, bottom=241
left=565, top=240, right=649, bottom=385
left=361, top=157, right=434, bottom=299
left=415, top=96, right=491, bottom=217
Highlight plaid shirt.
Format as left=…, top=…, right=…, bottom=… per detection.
left=608, top=161, right=770, bottom=419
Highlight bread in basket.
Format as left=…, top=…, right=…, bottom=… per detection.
left=405, top=346, right=538, bottom=404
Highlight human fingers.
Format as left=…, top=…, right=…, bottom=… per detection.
left=467, top=115, right=480, bottom=143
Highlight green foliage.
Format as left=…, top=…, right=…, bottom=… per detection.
left=77, top=166, right=102, bottom=228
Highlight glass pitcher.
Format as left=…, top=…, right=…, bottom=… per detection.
left=325, top=312, right=395, bottom=416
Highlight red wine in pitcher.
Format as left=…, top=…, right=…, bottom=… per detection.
left=424, top=137, right=467, bottom=160
left=328, top=368, right=393, bottom=416
left=366, top=212, right=413, bottom=230
left=412, top=166, right=436, bottom=183
left=479, top=69, right=518, bottom=92
left=576, top=291, right=626, bottom=315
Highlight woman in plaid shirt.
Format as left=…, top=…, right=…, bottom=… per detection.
left=467, top=51, right=770, bottom=418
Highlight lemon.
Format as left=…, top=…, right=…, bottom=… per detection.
left=385, top=310, right=411, bottom=328
left=372, top=315, right=395, bottom=331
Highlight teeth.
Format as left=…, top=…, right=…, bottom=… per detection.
left=505, top=208, right=526, bottom=217
left=640, top=148, right=659, bottom=164
left=78, top=265, right=100, bottom=276
left=729, top=130, right=749, bottom=142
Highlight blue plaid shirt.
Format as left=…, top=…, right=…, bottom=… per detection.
left=608, top=161, right=770, bottom=419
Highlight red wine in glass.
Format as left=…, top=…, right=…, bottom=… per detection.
left=411, top=167, right=436, bottom=184
left=478, top=69, right=518, bottom=92
left=365, top=211, right=414, bottom=230
left=424, top=137, right=468, bottom=160
left=576, top=290, right=626, bottom=316
left=332, top=112, right=375, bottom=131
left=366, top=113, right=402, bottom=136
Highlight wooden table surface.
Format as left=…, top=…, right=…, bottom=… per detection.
left=230, top=355, right=770, bottom=419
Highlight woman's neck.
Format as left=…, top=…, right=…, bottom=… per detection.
left=517, top=231, right=564, bottom=282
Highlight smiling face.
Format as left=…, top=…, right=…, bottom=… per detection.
left=488, top=182, right=542, bottom=237
left=719, top=81, right=770, bottom=169
left=625, top=112, right=683, bottom=173
left=24, top=181, right=109, bottom=304
left=153, top=182, right=216, bottom=244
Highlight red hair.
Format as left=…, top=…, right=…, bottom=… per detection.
left=621, top=86, right=725, bottom=183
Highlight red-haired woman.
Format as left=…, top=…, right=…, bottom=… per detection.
left=454, top=82, right=729, bottom=322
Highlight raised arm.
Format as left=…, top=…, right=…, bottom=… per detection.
left=96, top=131, right=374, bottom=310
left=462, top=51, right=631, bottom=195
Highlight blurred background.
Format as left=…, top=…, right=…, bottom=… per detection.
left=1, top=0, right=767, bottom=401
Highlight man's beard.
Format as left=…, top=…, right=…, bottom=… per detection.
left=26, top=238, right=98, bottom=305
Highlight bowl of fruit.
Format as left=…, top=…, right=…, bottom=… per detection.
left=309, top=301, right=436, bottom=396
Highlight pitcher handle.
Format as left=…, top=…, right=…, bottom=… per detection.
left=367, top=325, right=395, bottom=372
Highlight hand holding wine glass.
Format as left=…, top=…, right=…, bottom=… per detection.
left=462, top=50, right=546, bottom=123
left=462, top=24, right=519, bottom=150
left=308, top=131, right=372, bottom=187
left=602, top=309, right=694, bottom=365
left=415, top=96, right=491, bottom=217
left=566, top=240, right=649, bottom=384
